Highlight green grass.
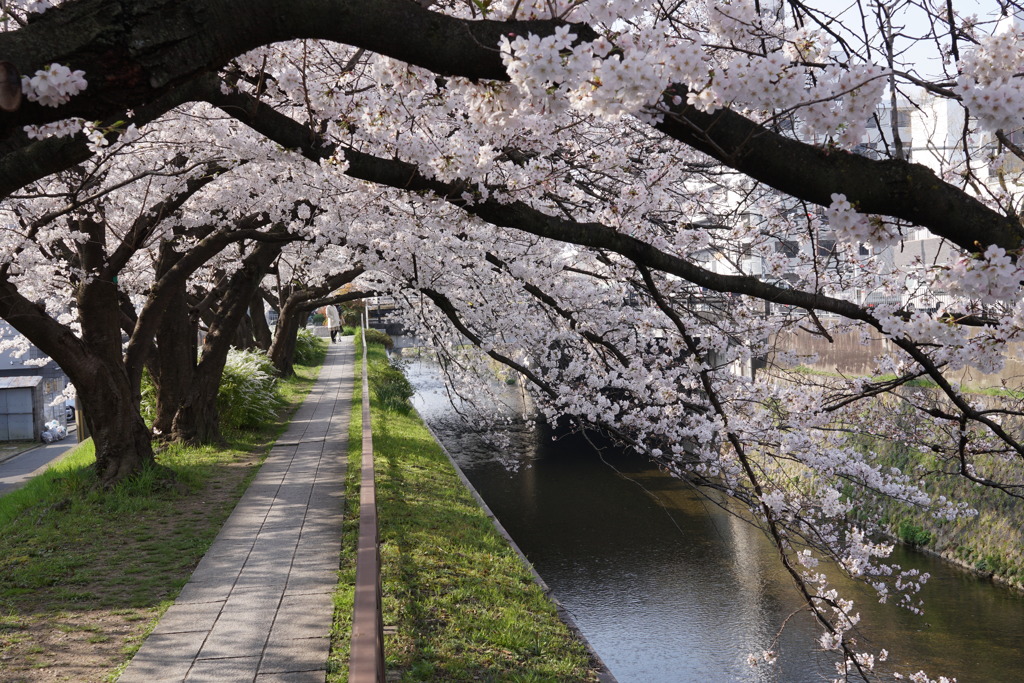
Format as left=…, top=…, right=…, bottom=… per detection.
left=849, top=425, right=1024, bottom=588
left=0, top=345, right=327, bottom=681
left=328, top=334, right=599, bottom=682
left=973, top=385, right=1024, bottom=399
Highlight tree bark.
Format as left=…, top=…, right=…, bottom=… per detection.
left=151, top=277, right=196, bottom=437
left=231, top=311, right=256, bottom=351
left=171, top=240, right=283, bottom=444
left=82, top=367, right=156, bottom=486
left=74, top=215, right=158, bottom=485
left=250, top=291, right=273, bottom=351
left=268, top=290, right=304, bottom=378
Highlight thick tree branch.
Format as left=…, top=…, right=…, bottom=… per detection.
left=202, top=82, right=878, bottom=322
left=0, top=275, right=92, bottom=378
left=306, top=289, right=375, bottom=311
left=0, top=2, right=1017, bottom=255
left=0, top=0, right=584, bottom=134
left=652, top=93, right=1024, bottom=252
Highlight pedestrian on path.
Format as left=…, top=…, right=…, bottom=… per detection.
left=326, top=304, right=341, bottom=343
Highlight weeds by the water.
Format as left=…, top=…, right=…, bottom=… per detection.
left=329, top=335, right=599, bottom=682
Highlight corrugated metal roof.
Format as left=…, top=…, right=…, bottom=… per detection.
left=0, top=376, right=41, bottom=389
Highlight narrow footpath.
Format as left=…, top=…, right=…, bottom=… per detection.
left=119, top=339, right=354, bottom=683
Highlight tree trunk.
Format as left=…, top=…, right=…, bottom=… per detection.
left=268, top=295, right=304, bottom=378
left=74, top=218, right=155, bottom=484
left=171, top=360, right=223, bottom=444
left=250, top=291, right=273, bottom=351
left=171, top=241, right=282, bottom=444
left=232, top=310, right=256, bottom=350
left=151, top=280, right=197, bottom=438
left=82, top=366, right=155, bottom=486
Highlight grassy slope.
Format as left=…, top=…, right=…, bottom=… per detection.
left=329, top=338, right=599, bottom=682
left=0, top=349, right=325, bottom=682
left=775, top=368, right=1024, bottom=588
left=868, top=435, right=1024, bottom=587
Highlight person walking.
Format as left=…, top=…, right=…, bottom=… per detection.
left=326, top=304, right=341, bottom=343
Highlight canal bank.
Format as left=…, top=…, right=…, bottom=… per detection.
left=771, top=329, right=1024, bottom=589
left=406, top=353, right=1024, bottom=683
left=328, top=339, right=608, bottom=681
left=755, top=363, right=1024, bottom=592
left=418, top=415, right=616, bottom=682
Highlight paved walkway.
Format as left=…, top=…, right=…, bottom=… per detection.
left=119, top=339, right=355, bottom=683
left=0, top=426, right=79, bottom=496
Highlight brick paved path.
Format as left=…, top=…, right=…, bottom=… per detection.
left=119, top=339, right=354, bottom=682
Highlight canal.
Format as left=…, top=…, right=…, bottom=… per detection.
left=405, top=354, right=1024, bottom=682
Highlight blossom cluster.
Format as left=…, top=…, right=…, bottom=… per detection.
left=942, top=244, right=1024, bottom=304
left=23, top=118, right=83, bottom=140
left=497, top=7, right=887, bottom=146
left=824, top=193, right=899, bottom=247
left=21, top=63, right=87, bottom=107
left=955, top=25, right=1024, bottom=131
left=500, top=26, right=707, bottom=121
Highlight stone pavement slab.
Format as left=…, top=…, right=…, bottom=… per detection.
left=118, top=339, right=354, bottom=683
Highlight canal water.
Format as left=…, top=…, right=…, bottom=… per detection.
left=404, top=353, right=1024, bottom=682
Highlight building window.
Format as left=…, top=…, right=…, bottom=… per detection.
left=775, top=240, right=800, bottom=258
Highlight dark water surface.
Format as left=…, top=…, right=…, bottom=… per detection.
left=405, top=353, right=1024, bottom=682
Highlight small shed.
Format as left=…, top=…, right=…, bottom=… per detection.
left=0, top=376, right=43, bottom=441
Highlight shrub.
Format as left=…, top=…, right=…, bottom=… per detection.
left=138, top=349, right=286, bottom=432
left=363, top=327, right=394, bottom=350
left=897, top=520, right=932, bottom=547
left=294, top=327, right=326, bottom=366
left=217, top=348, right=284, bottom=429
left=370, top=363, right=414, bottom=413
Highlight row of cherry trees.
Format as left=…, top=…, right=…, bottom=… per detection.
left=1, top=0, right=1023, bottom=680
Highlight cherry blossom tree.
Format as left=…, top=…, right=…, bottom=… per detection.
left=1, top=0, right=1024, bottom=679
left=262, top=242, right=366, bottom=377
left=0, top=98, right=360, bottom=479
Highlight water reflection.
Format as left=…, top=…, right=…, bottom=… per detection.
left=405, top=353, right=1024, bottom=682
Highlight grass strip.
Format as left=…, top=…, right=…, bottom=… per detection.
left=0, top=345, right=326, bottom=683
left=329, top=336, right=600, bottom=682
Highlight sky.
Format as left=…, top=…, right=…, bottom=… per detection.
left=809, top=0, right=1008, bottom=79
